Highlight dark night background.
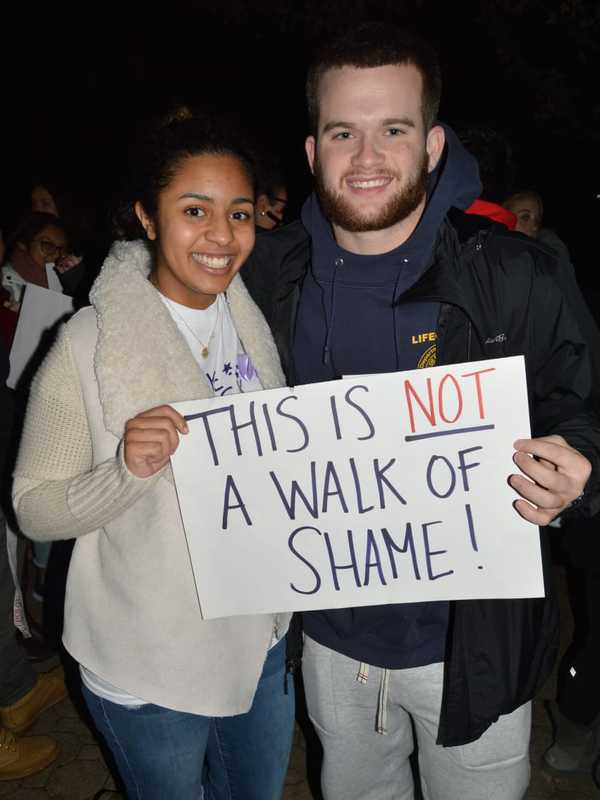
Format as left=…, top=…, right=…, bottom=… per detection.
left=1, top=0, right=598, bottom=288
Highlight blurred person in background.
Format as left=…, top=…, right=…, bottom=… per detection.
left=1, top=211, right=78, bottom=642
left=254, top=157, right=288, bottom=231
left=504, top=190, right=572, bottom=265
left=29, top=178, right=104, bottom=300
left=1, top=213, right=70, bottom=316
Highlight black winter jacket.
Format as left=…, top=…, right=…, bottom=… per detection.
left=243, top=209, right=600, bottom=746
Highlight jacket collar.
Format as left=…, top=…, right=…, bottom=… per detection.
left=397, top=215, right=488, bottom=332
left=90, top=239, right=284, bottom=439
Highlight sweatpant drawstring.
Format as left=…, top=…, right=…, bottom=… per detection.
left=356, top=662, right=390, bottom=735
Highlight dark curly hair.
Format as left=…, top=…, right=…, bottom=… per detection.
left=123, top=114, right=257, bottom=238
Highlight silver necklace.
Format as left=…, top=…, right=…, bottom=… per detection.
left=163, top=295, right=221, bottom=359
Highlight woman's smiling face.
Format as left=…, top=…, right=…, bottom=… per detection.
left=136, top=153, right=255, bottom=309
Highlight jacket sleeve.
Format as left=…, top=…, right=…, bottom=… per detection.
left=529, top=267, right=600, bottom=517
left=242, top=232, right=279, bottom=325
left=13, top=325, right=161, bottom=541
left=242, top=222, right=310, bottom=385
left=56, top=260, right=86, bottom=297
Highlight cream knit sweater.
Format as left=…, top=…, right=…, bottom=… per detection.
left=13, top=240, right=291, bottom=715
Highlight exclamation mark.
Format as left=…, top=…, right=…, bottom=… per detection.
left=465, top=503, right=484, bottom=570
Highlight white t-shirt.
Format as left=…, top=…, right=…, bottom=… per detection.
left=81, top=291, right=276, bottom=707
left=160, top=292, right=263, bottom=394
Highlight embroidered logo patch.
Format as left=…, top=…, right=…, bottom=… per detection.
left=418, top=344, right=437, bottom=369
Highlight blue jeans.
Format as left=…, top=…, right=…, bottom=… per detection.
left=32, top=540, right=52, bottom=569
left=83, top=639, right=294, bottom=799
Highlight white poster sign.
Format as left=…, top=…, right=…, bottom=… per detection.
left=171, top=356, right=543, bottom=620
left=8, top=284, right=74, bottom=389
left=45, top=263, right=63, bottom=293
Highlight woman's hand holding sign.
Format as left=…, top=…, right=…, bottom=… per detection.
left=124, top=405, right=189, bottom=478
left=510, top=435, right=591, bottom=525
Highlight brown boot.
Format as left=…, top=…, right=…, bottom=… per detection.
left=0, top=666, right=67, bottom=735
left=0, top=727, right=58, bottom=780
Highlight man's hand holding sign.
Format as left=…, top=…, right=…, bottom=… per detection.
left=510, top=435, right=591, bottom=525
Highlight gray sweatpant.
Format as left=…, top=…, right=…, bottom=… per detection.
left=303, top=635, right=530, bottom=800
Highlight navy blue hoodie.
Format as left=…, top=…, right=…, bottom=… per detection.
left=294, top=125, right=482, bottom=669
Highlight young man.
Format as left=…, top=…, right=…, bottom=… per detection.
left=243, top=23, right=600, bottom=800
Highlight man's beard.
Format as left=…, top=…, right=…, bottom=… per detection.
left=313, top=153, right=429, bottom=233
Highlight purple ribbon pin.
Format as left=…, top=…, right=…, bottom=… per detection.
left=237, top=353, right=256, bottom=381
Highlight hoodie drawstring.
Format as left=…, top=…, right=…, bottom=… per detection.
left=356, top=662, right=391, bottom=735
left=391, top=265, right=405, bottom=372
left=323, top=257, right=344, bottom=366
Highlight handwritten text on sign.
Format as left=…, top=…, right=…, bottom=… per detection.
left=170, top=356, right=543, bottom=619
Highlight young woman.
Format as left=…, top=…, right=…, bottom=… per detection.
left=1, top=212, right=70, bottom=310
left=30, top=180, right=97, bottom=300
left=503, top=191, right=543, bottom=239
left=2, top=213, right=76, bottom=614
left=12, top=117, right=294, bottom=799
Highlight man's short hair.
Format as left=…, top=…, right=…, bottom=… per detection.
left=306, top=22, right=442, bottom=135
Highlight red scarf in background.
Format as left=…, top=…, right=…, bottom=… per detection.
left=465, top=198, right=517, bottom=230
